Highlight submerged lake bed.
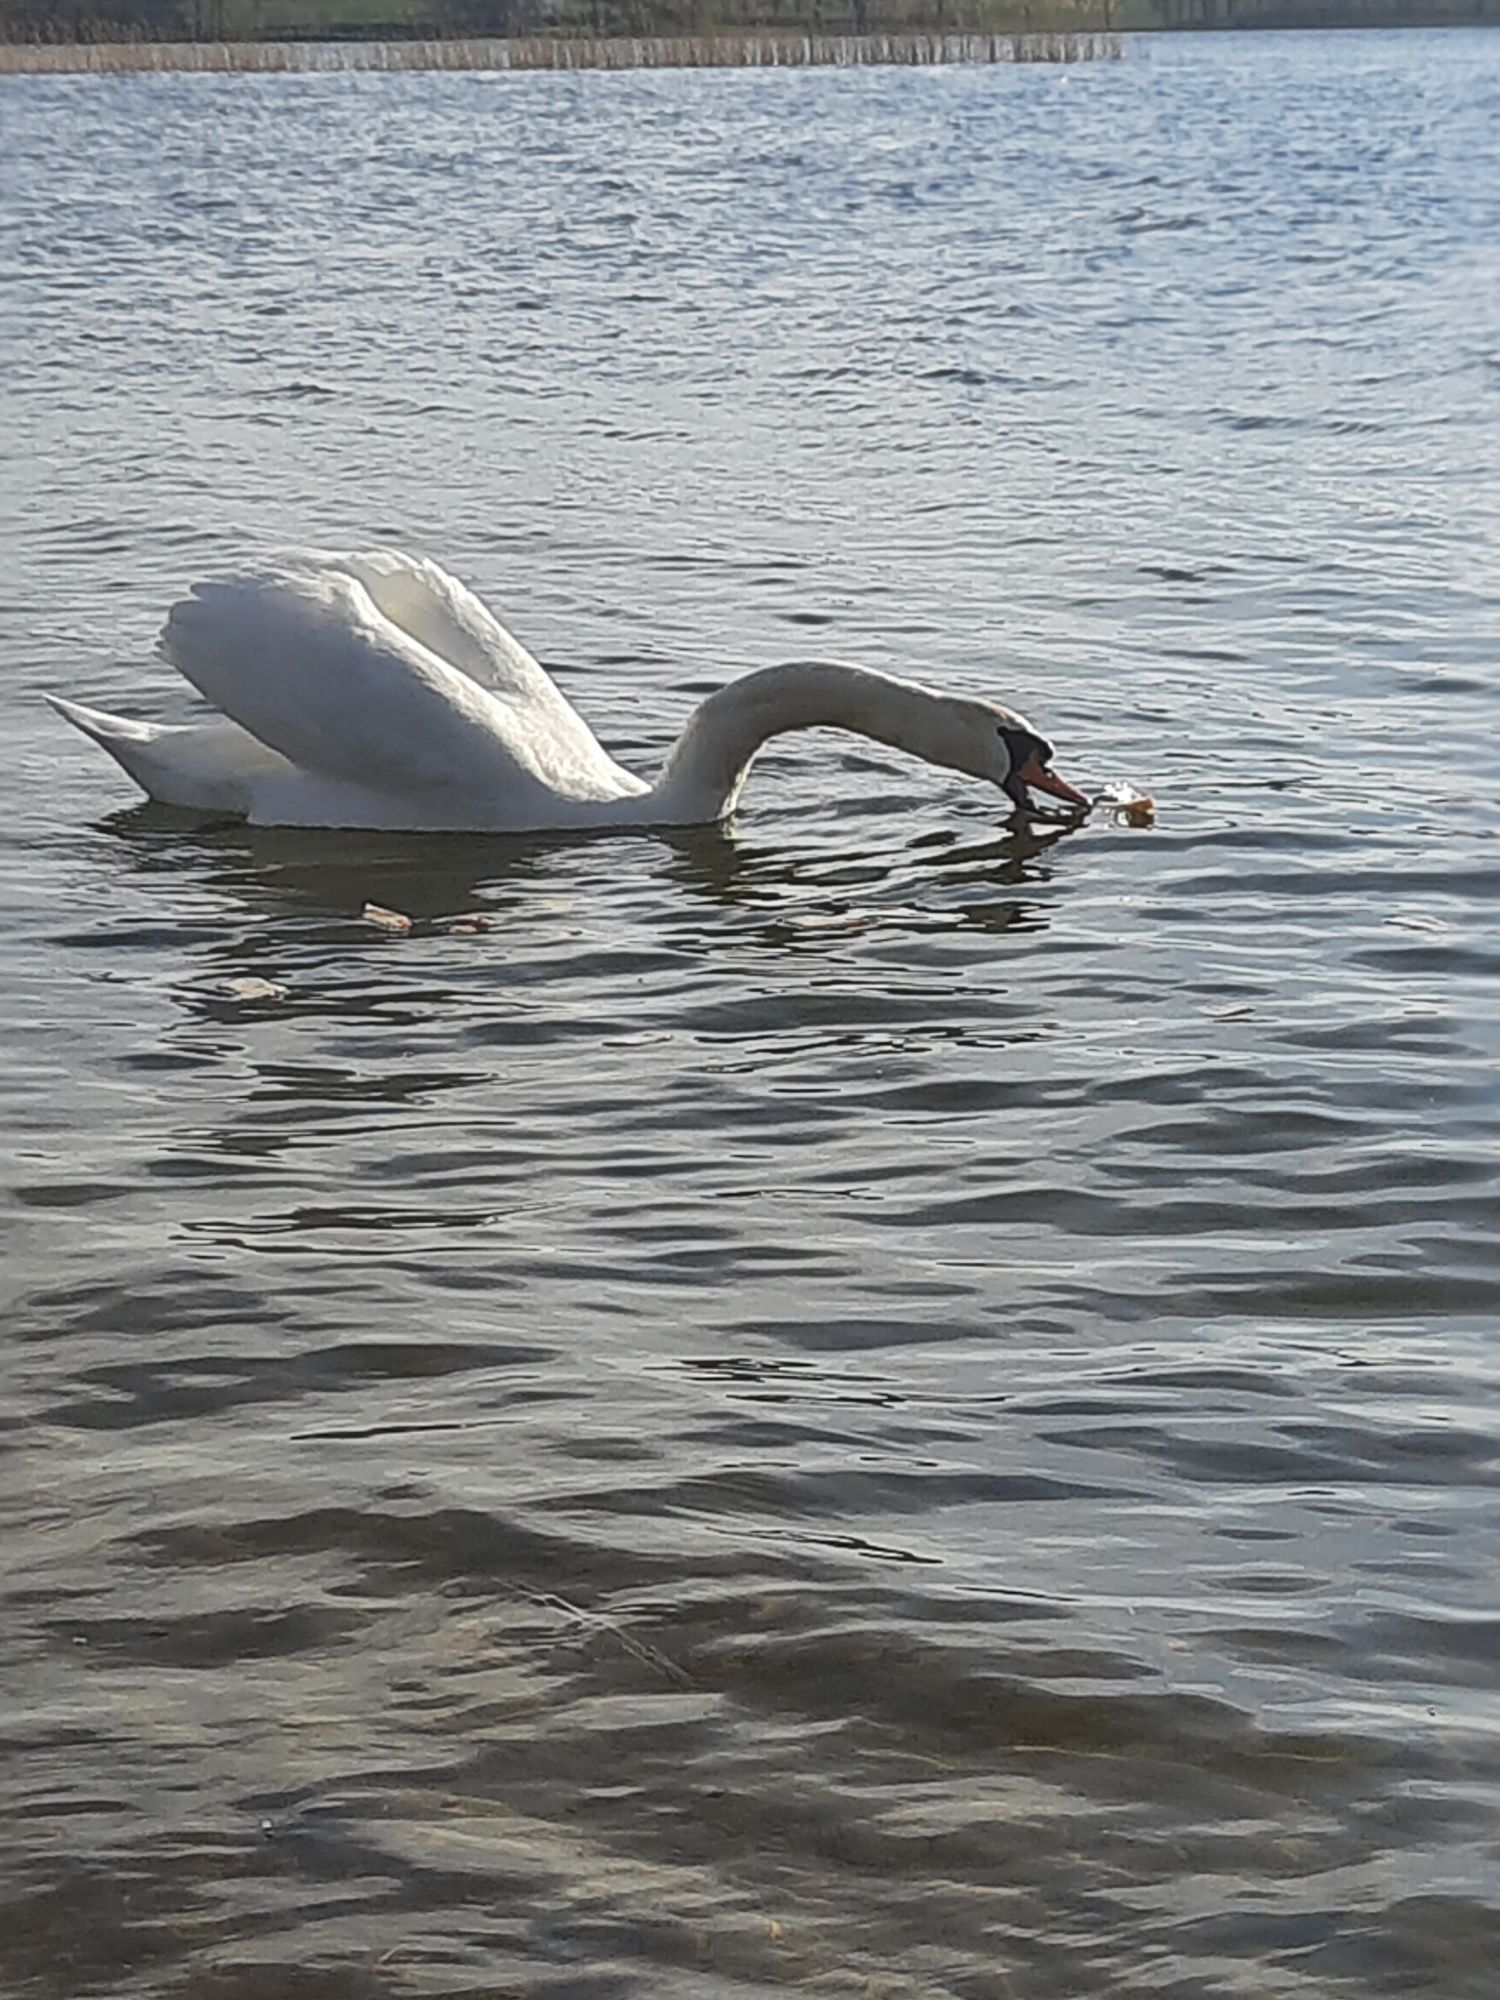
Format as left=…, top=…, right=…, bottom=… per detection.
left=3, top=29, right=1499, bottom=1999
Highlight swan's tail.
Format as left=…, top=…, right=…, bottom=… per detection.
left=46, top=694, right=161, bottom=786
left=44, top=693, right=284, bottom=815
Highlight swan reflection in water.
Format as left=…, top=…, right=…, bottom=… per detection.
left=83, top=803, right=1076, bottom=1215
left=99, top=797, right=1077, bottom=957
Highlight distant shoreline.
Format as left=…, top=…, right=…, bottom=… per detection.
left=2, top=3, right=1496, bottom=75
left=3, top=0, right=1497, bottom=55
left=0, top=31, right=1119, bottom=74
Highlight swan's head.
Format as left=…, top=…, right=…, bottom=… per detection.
left=933, top=697, right=1090, bottom=814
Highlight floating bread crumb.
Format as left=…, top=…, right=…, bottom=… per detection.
left=221, top=976, right=287, bottom=1002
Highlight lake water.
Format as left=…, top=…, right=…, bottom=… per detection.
left=4, top=28, right=1499, bottom=1999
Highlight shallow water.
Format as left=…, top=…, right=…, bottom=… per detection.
left=4, top=29, right=1500, bottom=2000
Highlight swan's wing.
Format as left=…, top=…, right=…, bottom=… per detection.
left=265, top=550, right=639, bottom=801
left=159, top=567, right=579, bottom=806
left=290, top=549, right=570, bottom=713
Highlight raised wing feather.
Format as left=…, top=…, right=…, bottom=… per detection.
left=160, top=567, right=625, bottom=810
left=290, top=550, right=548, bottom=698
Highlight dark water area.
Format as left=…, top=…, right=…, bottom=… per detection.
left=4, top=30, right=1499, bottom=1999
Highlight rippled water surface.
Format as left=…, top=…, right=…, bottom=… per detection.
left=5, top=29, right=1500, bottom=1998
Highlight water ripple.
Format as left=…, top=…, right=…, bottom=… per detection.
left=3, top=28, right=1500, bottom=2000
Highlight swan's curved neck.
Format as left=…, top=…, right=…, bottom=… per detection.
left=647, top=661, right=945, bottom=824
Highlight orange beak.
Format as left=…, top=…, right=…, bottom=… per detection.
left=1020, top=752, right=1090, bottom=810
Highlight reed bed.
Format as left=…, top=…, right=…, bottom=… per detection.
left=0, top=31, right=1123, bottom=75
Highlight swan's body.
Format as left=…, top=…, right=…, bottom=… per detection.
left=47, top=550, right=1087, bottom=833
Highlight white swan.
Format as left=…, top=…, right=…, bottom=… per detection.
left=47, top=550, right=1089, bottom=833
